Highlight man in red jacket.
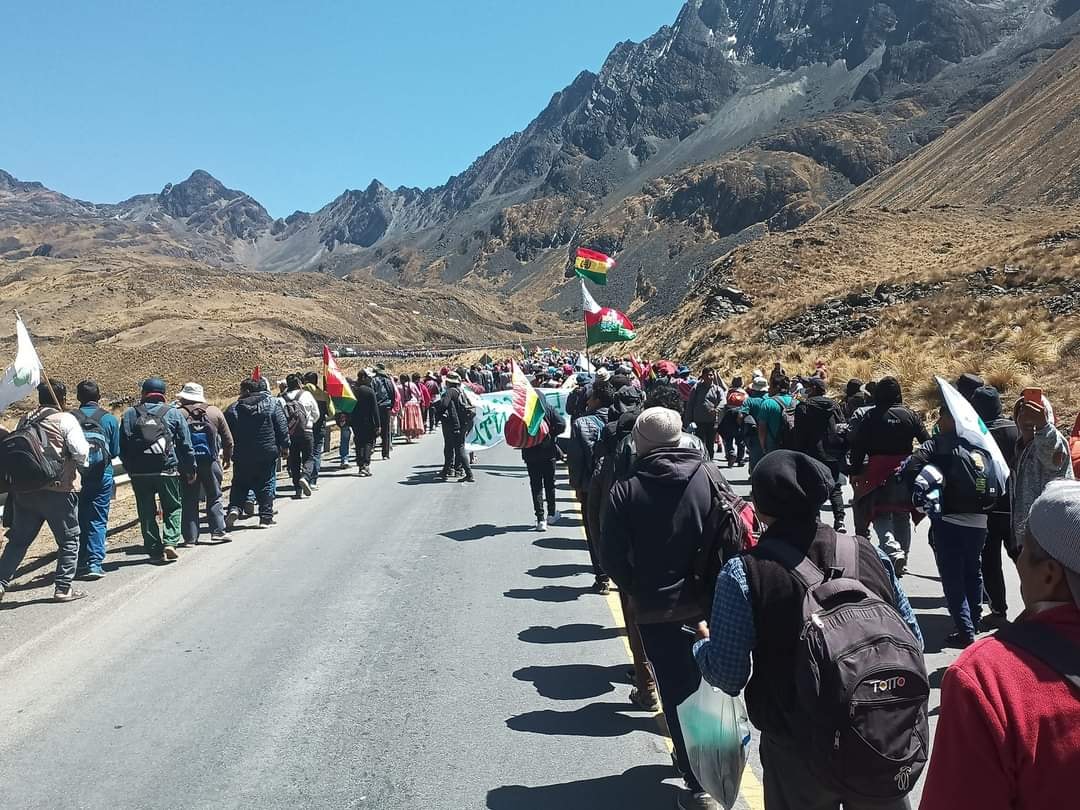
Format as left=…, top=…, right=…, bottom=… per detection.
left=922, top=479, right=1080, bottom=810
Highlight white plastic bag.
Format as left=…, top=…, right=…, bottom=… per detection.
left=677, top=682, right=751, bottom=809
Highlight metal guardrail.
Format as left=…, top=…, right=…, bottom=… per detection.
left=0, top=460, right=129, bottom=519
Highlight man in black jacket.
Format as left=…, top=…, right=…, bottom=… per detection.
left=522, top=398, right=567, bottom=532
left=349, top=372, right=380, bottom=478
left=790, top=376, right=848, bottom=532
left=224, top=378, right=289, bottom=528
left=567, top=381, right=614, bottom=593
left=601, top=406, right=719, bottom=810
left=434, top=373, right=474, bottom=483
left=371, top=364, right=397, bottom=460
left=970, top=385, right=1019, bottom=625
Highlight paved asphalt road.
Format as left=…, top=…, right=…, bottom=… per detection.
left=0, top=436, right=1019, bottom=809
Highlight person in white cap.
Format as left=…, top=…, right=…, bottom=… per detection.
left=176, top=382, right=234, bottom=544
left=922, top=479, right=1080, bottom=810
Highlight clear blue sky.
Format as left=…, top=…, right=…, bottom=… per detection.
left=1, top=0, right=684, bottom=217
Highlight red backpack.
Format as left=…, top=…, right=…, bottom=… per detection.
left=691, top=463, right=761, bottom=613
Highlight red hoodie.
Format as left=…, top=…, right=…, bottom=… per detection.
left=921, top=604, right=1080, bottom=810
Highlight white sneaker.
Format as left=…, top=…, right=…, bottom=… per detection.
left=546, top=511, right=561, bottom=526
left=536, top=520, right=547, bottom=532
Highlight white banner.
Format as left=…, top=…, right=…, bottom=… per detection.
left=935, top=376, right=1010, bottom=490
left=0, top=318, right=43, bottom=413
left=464, top=389, right=570, bottom=452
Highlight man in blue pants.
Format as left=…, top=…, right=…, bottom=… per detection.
left=72, top=380, right=120, bottom=580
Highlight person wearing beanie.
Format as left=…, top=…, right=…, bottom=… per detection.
left=955, top=372, right=985, bottom=402
left=694, top=450, right=921, bottom=810
left=922, top=480, right=1080, bottom=810
left=848, top=376, right=930, bottom=573
left=120, top=377, right=196, bottom=563
left=567, top=380, right=615, bottom=594
left=971, top=385, right=1020, bottom=623
left=602, top=406, right=734, bottom=810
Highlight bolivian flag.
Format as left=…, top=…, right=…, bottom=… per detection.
left=582, top=281, right=636, bottom=347
left=322, top=345, right=356, bottom=414
left=574, top=247, right=614, bottom=285
left=511, top=360, right=545, bottom=437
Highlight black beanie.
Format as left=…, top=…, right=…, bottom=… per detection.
left=956, top=373, right=985, bottom=402
left=752, top=450, right=835, bottom=519
left=874, top=376, right=902, bottom=408
left=845, top=378, right=863, bottom=398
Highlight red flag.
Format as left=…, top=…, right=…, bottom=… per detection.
left=252, top=365, right=262, bottom=381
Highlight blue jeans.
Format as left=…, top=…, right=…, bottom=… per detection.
left=230, top=459, right=276, bottom=522
left=339, top=425, right=351, bottom=463
left=77, top=468, right=114, bottom=571
left=310, top=427, right=324, bottom=485
left=933, top=519, right=987, bottom=640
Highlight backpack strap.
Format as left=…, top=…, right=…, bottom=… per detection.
left=761, top=537, right=827, bottom=591
left=831, top=530, right=860, bottom=581
left=996, top=621, right=1080, bottom=692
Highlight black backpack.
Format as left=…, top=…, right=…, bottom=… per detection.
left=71, top=407, right=111, bottom=468
left=0, top=409, right=64, bottom=492
left=765, top=532, right=930, bottom=801
left=182, top=404, right=218, bottom=461
left=942, top=441, right=1000, bottom=514
left=283, top=393, right=307, bottom=437
left=772, top=395, right=797, bottom=448
left=125, top=403, right=173, bottom=473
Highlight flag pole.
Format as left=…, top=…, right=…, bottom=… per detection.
left=13, top=309, right=60, bottom=408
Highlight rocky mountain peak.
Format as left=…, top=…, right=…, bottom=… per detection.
left=152, top=169, right=272, bottom=241
left=0, top=170, right=46, bottom=193
left=158, top=169, right=239, bottom=217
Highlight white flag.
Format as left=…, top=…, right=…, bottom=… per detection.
left=575, top=352, right=595, bottom=373
left=0, top=317, right=43, bottom=413
left=935, top=376, right=1010, bottom=490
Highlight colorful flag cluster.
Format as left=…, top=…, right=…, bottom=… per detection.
left=574, top=247, right=614, bottom=286
left=581, top=281, right=636, bottom=347
left=323, top=345, right=357, bottom=414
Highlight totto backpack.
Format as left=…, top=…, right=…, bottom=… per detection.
left=942, top=441, right=1000, bottom=514
left=765, top=532, right=930, bottom=802
left=182, top=405, right=218, bottom=461
left=125, top=403, right=173, bottom=473
left=772, top=395, right=797, bottom=448
left=690, top=463, right=761, bottom=613
left=71, top=407, right=111, bottom=468
left=283, top=394, right=307, bottom=437
left=0, top=409, right=64, bottom=492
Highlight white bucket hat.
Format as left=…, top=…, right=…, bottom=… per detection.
left=177, top=382, right=206, bottom=404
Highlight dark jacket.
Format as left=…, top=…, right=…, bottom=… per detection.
left=225, top=392, right=289, bottom=466
left=566, top=385, right=590, bottom=422
left=971, top=386, right=1020, bottom=515
left=372, top=372, right=396, bottom=409
left=435, top=387, right=470, bottom=435
left=848, top=405, right=929, bottom=471
left=601, top=446, right=712, bottom=624
left=791, top=395, right=845, bottom=466
left=567, top=408, right=609, bottom=491
left=742, top=523, right=898, bottom=737
left=688, top=381, right=725, bottom=427
left=349, top=382, right=380, bottom=444
left=522, top=399, right=567, bottom=464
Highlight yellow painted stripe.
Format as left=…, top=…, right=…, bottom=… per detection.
left=571, top=500, right=765, bottom=810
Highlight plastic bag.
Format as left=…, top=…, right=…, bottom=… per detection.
left=677, top=682, right=751, bottom=809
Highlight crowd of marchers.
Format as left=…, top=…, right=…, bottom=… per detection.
left=520, top=353, right=1080, bottom=810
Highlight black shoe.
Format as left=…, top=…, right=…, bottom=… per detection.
left=458, top=476, right=475, bottom=483
left=982, top=611, right=1009, bottom=630
left=943, top=631, right=975, bottom=649
left=592, top=577, right=611, bottom=595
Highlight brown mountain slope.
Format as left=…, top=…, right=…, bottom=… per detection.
left=834, top=33, right=1080, bottom=209
left=637, top=30, right=1080, bottom=421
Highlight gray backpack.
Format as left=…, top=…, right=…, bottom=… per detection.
left=766, top=532, right=929, bottom=801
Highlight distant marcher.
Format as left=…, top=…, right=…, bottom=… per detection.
left=1010, top=391, right=1074, bottom=554
left=120, top=377, right=196, bottom=562
left=686, top=366, right=725, bottom=460
left=921, top=480, right=1080, bottom=810
left=789, top=376, right=847, bottom=532
left=522, top=397, right=566, bottom=532
left=282, top=374, right=319, bottom=498
left=72, top=379, right=120, bottom=579
left=176, top=382, right=233, bottom=545
left=567, top=381, right=613, bottom=593
left=434, top=373, right=474, bottom=483
left=372, top=365, right=397, bottom=459
left=350, top=371, right=379, bottom=477
left=0, top=379, right=90, bottom=602
left=848, top=377, right=930, bottom=574
left=972, top=385, right=1020, bottom=624
left=398, top=373, right=425, bottom=442
left=225, top=378, right=289, bottom=528
left=422, top=372, right=441, bottom=432
left=303, top=372, right=330, bottom=488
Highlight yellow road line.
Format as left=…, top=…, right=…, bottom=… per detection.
left=572, top=502, right=765, bottom=810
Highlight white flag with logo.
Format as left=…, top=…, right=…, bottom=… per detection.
left=935, top=376, right=1010, bottom=490
left=0, top=317, right=43, bottom=413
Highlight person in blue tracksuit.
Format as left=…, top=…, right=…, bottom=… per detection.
left=73, top=380, right=120, bottom=579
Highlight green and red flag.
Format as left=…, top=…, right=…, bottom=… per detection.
left=574, top=247, right=614, bottom=285
left=322, top=345, right=356, bottom=414
left=581, top=280, right=636, bottom=347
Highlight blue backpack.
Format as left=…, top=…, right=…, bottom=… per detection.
left=181, top=404, right=218, bottom=461
left=72, top=407, right=111, bottom=468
